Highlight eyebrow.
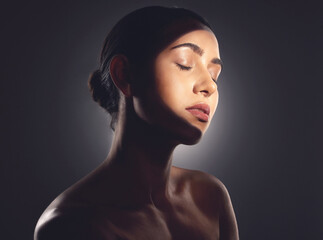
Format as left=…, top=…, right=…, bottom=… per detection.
left=171, top=43, right=204, bottom=55
left=170, top=42, right=223, bottom=69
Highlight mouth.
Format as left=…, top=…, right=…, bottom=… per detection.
left=185, top=103, right=210, bottom=122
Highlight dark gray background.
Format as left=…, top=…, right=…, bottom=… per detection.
left=1, top=0, right=322, bottom=239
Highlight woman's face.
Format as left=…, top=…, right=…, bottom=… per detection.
left=133, top=28, right=222, bottom=145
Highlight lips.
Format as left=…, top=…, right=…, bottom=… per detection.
left=185, top=103, right=210, bottom=122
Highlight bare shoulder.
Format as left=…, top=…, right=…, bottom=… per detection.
left=171, top=166, right=239, bottom=240
left=34, top=202, right=117, bottom=240
left=171, top=166, right=228, bottom=202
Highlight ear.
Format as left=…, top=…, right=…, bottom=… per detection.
left=109, top=55, right=132, bottom=97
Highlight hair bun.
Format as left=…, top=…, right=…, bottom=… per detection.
left=88, top=69, right=119, bottom=118
left=88, top=69, right=104, bottom=104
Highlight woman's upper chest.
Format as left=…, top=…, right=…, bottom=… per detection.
left=95, top=200, right=219, bottom=240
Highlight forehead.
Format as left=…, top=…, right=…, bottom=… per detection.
left=152, top=19, right=215, bottom=52
left=171, top=29, right=218, bottom=45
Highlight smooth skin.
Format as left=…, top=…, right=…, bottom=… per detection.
left=34, top=28, right=239, bottom=240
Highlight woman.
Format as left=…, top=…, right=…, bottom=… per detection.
left=34, top=6, right=239, bottom=240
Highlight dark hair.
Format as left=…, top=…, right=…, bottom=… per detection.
left=88, top=6, right=213, bottom=130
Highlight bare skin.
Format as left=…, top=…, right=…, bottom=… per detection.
left=34, top=29, right=239, bottom=240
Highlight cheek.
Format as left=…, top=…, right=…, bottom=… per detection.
left=155, top=70, right=192, bottom=110
left=156, top=57, right=193, bottom=98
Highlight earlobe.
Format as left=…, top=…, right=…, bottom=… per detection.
left=109, top=55, right=132, bottom=97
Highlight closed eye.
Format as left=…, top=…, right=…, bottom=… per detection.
left=175, top=63, right=192, bottom=71
left=176, top=63, right=219, bottom=85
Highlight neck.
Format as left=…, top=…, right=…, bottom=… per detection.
left=102, top=102, right=179, bottom=208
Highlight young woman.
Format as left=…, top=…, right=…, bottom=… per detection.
left=34, top=6, right=239, bottom=240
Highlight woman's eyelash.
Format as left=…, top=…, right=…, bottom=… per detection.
left=176, top=63, right=219, bottom=85
left=176, top=63, right=192, bottom=71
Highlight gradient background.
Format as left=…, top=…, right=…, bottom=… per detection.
left=1, top=0, right=322, bottom=239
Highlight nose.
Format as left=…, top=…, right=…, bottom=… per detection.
left=193, top=68, right=217, bottom=97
